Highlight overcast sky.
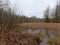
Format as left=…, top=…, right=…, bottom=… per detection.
left=10, top=0, right=57, bottom=18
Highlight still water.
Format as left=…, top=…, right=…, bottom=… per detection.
left=21, top=29, right=55, bottom=45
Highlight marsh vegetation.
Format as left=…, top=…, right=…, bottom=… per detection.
left=0, top=0, right=60, bottom=45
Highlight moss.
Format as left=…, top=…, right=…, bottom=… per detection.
left=48, top=37, right=60, bottom=45
left=34, top=32, right=44, bottom=39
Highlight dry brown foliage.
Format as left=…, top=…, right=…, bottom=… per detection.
left=0, top=31, right=41, bottom=45
left=19, top=23, right=60, bottom=30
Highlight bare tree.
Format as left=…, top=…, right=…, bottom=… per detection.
left=53, top=1, right=60, bottom=23
left=44, top=6, right=50, bottom=22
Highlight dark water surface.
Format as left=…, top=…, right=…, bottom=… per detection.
left=21, top=29, right=55, bottom=45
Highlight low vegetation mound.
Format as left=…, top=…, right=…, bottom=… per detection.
left=0, top=31, right=41, bottom=45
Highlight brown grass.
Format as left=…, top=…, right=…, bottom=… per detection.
left=19, top=23, right=60, bottom=30
left=0, top=31, right=41, bottom=45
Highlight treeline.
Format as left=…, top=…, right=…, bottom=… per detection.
left=0, top=8, right=41, bottom=32
left=0, top=0, right=60, bottom=32
left=18, top=16, right=41, bottom=23
left=44, top=1, right=60, bottom=23
left=0, top=0, right=41, bottom=32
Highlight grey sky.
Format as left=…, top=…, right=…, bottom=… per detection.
left=10, top=0, right=56, bottom=18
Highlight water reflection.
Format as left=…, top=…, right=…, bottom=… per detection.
left=21, top=29, right=55, bottom=45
